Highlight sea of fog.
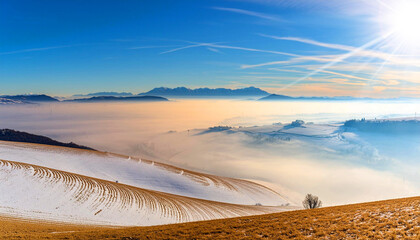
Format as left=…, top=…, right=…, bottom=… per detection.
left=0, top=99, right=419, bottom=206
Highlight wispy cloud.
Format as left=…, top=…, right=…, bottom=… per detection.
left=160, top=41, right=300, bottom=57
left=232, top=0, right=382, bottom=16
left=237, top=32, right=395, bottom=92
left=241, top=55, right=335, bottom=69
left=260, top=34, right=390, bottom=60
left=129, top=45, right=181, bottom=50
left=278, top=35, right=390, bottom=90
left=260, top=34, right=420, bottom=68
left=207, top=47, right=223, bottom=53
left=160, top=42, right=223, bottom=54
left=212, top=7, right=281, bottom=21
left=260, top=34, right=355, bottom=52
left=247, top=33, right=420, bottom=91
left=152, top=35, right=420, bottom=96
left=158, top=39, right=340, bottom=65
left=205, top=43, right=298, bottom=56
left=268, top=68, right=309, bottom=74
left=317, top=69, right=376, bottom=82
left=327, top=78, right=367, bottom=86
left=241, top=60, right=296, bottom=69
left=109, top=39, right=137, bottom=42
left=0, top=45, right=74, bottom=56
left=378, top=70, right=420, bottom=84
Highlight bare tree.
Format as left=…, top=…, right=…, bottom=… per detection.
left=302, top=194, right=322, bottom=209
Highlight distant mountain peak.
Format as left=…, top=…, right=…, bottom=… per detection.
left=139, top=86, right=269, bottom=97
left=73, top=92, right=133, bottom=97
left=67, top=95, right=168, bottom=102
left=0, top=94, right=59, bottom=102
left=259, top=94, right=295, bottom=100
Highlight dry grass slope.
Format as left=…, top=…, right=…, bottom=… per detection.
left=0, top=196, right=418, bottom=239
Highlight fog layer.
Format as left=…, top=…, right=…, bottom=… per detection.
left=0, top=99, right=419, bottom=206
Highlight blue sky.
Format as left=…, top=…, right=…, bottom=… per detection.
left=2, top=0, right=420, bottom=97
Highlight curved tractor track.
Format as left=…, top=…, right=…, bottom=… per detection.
left=0, top=159, right=286, bottom=226
left=0, top=141, right=288, bottom=206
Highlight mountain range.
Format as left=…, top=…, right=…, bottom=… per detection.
left=0, top=89, right=415, bottom=104
left=67, top=95, right=168, bottom=102
left=73, top=92, right=134, bottom=97
left=0, top=94, right=59, bottom=102
left=138, top=86, right=270, bottom=97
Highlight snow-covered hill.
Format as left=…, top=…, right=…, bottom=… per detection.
left=0, top=141, right=290, bottom=226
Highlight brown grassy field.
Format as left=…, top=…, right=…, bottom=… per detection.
left=0, top=196, right=418, bottom=239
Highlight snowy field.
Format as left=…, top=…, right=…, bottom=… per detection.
left=0, top=142, right=290, bottom=226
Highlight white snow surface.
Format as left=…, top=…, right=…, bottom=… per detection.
left=0, top=141, right=290, bottom=226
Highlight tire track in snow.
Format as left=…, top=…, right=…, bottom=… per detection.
left=0, top=159, right=288, bottom=226
left=0, top=141, right=286, bottom=205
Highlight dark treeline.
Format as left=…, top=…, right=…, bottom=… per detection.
left=0, top=129, right=95, bottom=150
left=344, top=118, right=420, bottom=133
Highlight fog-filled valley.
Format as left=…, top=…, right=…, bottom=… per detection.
left=1, top=99, right=419, bottom=206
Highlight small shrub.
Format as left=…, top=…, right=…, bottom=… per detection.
left=303, top=194, right=322, bottom=209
